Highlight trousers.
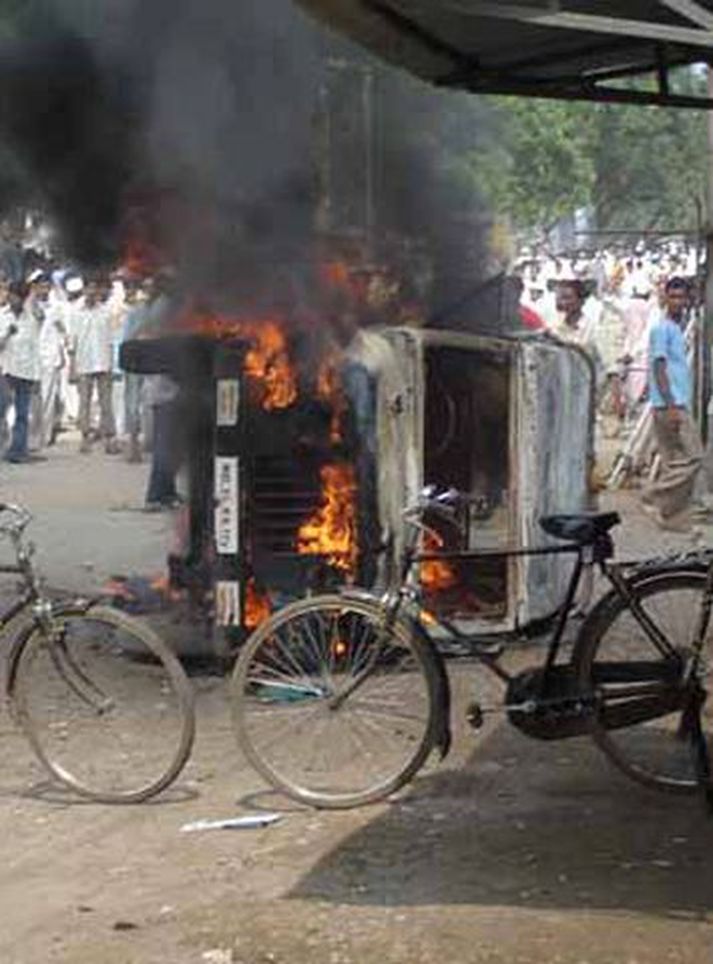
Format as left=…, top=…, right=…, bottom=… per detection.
left=6, top=376, right=35, bottom=459
left=646, top=407, right=703, bottom=518
left=78, top=372, right=116, bottom=440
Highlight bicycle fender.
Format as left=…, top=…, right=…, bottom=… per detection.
left=409, top=615, right=452, bottom=760
left=338, top=590, right=452, bottom=760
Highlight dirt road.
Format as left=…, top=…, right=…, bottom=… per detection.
left=0, top=441, right=712, bottom=963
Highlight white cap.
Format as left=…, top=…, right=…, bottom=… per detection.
left=65, top=276, right=84, bottom=294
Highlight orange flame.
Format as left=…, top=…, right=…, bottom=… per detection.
left=420, top=531, right=457, bottom=592
left=245, top=578, right=272, bottom=630
left=297, top=463, right=358, bottom=573
left=172, top=311, right=298, bottom=411
left=316, top=356, right=347, bottom=443
left=242, top=321, right=298, bottom=411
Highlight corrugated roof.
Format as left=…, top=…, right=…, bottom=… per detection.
left=296, top=0, right=713, bottom=107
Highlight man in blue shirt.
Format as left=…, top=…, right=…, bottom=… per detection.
left=643, top=277, right=702, bottom=530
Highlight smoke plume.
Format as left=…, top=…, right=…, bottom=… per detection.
left=0, top=0, right=494, bottom=322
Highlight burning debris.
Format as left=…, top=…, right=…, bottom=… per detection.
left=244, top=579, right=272, bottom=631
left=102, top=574, right=187, bottom=615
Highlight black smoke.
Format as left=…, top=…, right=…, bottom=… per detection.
left=0, top=0, right=495, bottom=323
left=0, top=0, right=322, bottom=301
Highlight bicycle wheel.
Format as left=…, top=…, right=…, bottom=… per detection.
left=9, top=604, right=195, bottom=803
left=575, top=570, right=712, bottom=793
left=231, top=594, right=439, bottom=809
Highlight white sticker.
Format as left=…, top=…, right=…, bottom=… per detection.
left=216, top=379, right=240, bottom=427
left=215, top=580, right=241, bottom=626
left=214, top=456, right=239, bottom=555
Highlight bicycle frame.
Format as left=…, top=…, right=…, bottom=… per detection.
left=390, top=518, right=706, bottom=693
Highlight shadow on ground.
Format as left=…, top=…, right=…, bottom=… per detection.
left=291, top=718, right=713, bottom=921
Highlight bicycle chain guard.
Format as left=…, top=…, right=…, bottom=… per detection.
left=506, top=666, right=594, bottom=740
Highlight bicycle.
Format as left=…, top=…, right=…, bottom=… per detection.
left=232, top=486, right=713, bottom=810
left=0, top=503, right=195, bottom=803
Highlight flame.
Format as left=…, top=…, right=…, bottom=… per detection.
left=316, top=356, right=347, bottom=443
left=172, top=311, right=298, bottom=411
left=297, top=463, right=358, bottom=573
left=245, top=579, right=272, bottom=630
left=243, top=321, right=298, bottom=411
left=420, top=531, right=457, bottom=592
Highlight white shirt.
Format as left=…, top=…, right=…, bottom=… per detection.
left=70, top=301, right=113, bottom=375
left=39, top=305, right=65, bottom=372
left=0, top=305, right=41, bottom=382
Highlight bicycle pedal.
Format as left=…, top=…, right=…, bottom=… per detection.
left=466, top=701, right=484, bottom=730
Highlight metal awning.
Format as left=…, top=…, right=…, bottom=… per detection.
left=296, top=0, right=713, bottom=107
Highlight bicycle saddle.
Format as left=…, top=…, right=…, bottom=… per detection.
left=539, top=512, right=621, bottom=544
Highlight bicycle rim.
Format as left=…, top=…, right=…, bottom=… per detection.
left=11, top=606, right=195, bottom=803
left=232, top=595, right=437, bottom=809
left=577, top=572, right=713, bottom=792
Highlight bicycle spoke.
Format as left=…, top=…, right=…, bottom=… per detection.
left=234, top=598, right=434, bottom=807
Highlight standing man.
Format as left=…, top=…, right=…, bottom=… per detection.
left=36, top=289, right=67, bottom=448
left=643, top=277, right=701, bottom=530
left=0, top=281, right=41, bottom=463
left=69, top=272, right=119, bottom=454
left=121, top=276, right=153, bottom=462
left=552, top=279, right=602, bottom=376
left=0, top=277, right=12, bottom=450
left=26, top=269, right=53, bottom=451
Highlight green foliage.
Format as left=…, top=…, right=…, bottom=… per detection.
left=592, top=101, right=706, bottom=232
left=469, top=71, right=710, bottom=235
left=471, top=98, right=596, bottom=232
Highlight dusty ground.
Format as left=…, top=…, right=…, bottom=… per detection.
left=1, top=438, right=713, bottom=964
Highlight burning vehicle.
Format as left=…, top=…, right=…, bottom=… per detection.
left=120, top=309, right=594, bottom=658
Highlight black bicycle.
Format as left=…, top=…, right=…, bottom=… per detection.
left=0, top=503, right=195, bottom=803
left=232, top=486, right=713, bottom=810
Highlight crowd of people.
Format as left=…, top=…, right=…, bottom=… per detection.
left=0, top=263, right=182, bottom=511
left=0, top=224, right=708, bottom=530
left=515, top=238, right=710, bottom=531
left=516, top=239, right=701, bottom=422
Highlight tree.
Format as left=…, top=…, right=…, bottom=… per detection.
left=470, top=97, right=596, bottom=234
left=592, top=100, right=706, bottom=233
left=471, top=69, right=709, bottom=237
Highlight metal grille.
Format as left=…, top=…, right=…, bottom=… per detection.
left=251, top=456, right=322, bottom=555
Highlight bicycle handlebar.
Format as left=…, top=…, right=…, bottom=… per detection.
left=402, top=486, right=463, bottom=523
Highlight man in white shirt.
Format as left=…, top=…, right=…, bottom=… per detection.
left=0, top=281, right=42, bottom=463
left=35, top=290, right=67, bottom=448
left=68, top=272, right=119, bottom=454
left=26, top=270, right=56, bottom=451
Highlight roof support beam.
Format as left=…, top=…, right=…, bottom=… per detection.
left=452, top=73, right=713, bottom=108
left=659, top=0, right=713, bottom=32
left=454, top=2, right=713, bottom=48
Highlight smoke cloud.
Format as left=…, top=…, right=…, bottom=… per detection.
left=0, top=0, right=494, bottom=321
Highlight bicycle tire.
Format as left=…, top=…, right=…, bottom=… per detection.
left=9, top=603, right=196, bottom=804
left=231, top=593, right=440, bottom=809
left=574, top=570, right=713, bottom=793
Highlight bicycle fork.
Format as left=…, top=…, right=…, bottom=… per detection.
left=37, top=604, right=115, bottom=715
